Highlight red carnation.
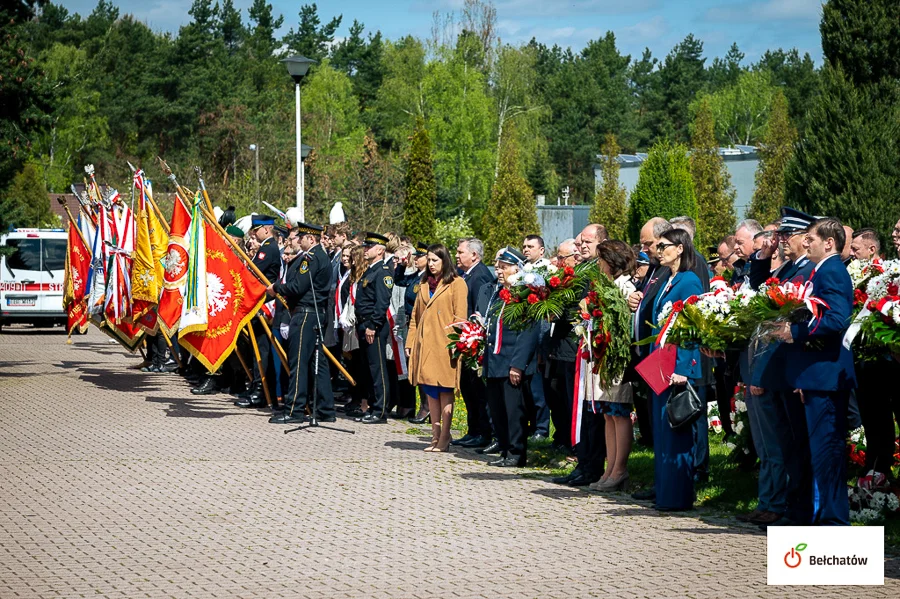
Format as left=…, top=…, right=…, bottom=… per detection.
left=456, top=341, right=466, bottom=352
left=564, top=266, right=575, bottom=276
left=854, top=289, right=868, bottom=307
left=888, top=283, right=899, bottom=296
left=581, top=311, right=591, bottom=320
left=672, top=300, right=685, bottom=312
left=685, top=295, right=699, bottom=305
left=765, top=277, right=780, bottom=286
left=527, top=293, right=539, bottom=305
left=549, top=276, right=561, bottom=288
left=499, top=288, right=512, bottom=303
left=867, top=300, right=878, bottom=312
left=592, top=309, right=603, bottom=318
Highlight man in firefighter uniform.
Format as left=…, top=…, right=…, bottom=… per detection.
left=267, top=222, right=336, bottom=425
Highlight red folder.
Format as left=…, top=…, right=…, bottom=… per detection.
left=635, top=344, right=677, bottom=395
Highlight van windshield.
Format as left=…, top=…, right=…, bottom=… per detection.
left=43, top=239, right=66, bottom=272
left=5, top=239, right=41, bottom=272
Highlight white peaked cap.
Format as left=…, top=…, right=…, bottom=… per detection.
left=213, top=206, right=223, bottom=222
left=284, top=207, right=304, bottom=228
left=329, top=201, right=345, bottom=224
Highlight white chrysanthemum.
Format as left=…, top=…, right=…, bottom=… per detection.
left=886, top=494, right=900, bottom=511
left=523, top=262, right=534, bottom=273
left=523, top=273, right=536, bottom=285
left=734, top=399, right=747, bottom=413
left=507, top=272, right=522, bottom=285
left=658, top=301, right=673, bottom=322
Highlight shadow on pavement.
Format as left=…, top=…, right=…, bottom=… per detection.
left=145, top=395, right=255, bottom=419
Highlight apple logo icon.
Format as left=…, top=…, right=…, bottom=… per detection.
left=784, top=543, right=807, bottom=568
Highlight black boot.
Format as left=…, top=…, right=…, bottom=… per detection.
left=191, top=376, right=218, bottom=395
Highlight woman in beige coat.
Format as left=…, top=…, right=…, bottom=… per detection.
left=406, top=244, right=469, bottom=452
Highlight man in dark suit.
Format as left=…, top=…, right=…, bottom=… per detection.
left=452, top=237, right=495, bottom=448
left=771, top=218, right=856, bottom=525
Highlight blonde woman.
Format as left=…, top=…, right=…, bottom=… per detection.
left=406, top=244, right=468, bottom=452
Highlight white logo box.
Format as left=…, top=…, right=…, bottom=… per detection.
left=767, top=526, right=884, bottom=585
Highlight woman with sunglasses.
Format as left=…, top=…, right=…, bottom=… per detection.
left=648, top=229, right=704, bottom=511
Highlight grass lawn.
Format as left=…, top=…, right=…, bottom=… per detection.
left=425, top=393, right=900, bottom=548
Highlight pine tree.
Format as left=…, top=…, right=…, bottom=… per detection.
left=402, top=118, right=436, bottom=243
left=690, top=97, right=736, bottom=251
left=589, top=134, right=628, bottom=241
left=482, top=125, right=540, bottom=258
left=820, top=0, right=900, bottom=88
left=748, top=90, right=796, bottom=225
left=627, top=141, right=697, bottom=242
left=785, top=63, right=900, bottom=239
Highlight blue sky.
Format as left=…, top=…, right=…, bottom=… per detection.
left=57, top=0, right=825, bottom=64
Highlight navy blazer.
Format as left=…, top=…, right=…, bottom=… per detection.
left=650, top=270, right=704, bottom=381
left=783, top=254, right=857, bottom=391
left=476, top=282, right=540, bottom=379
left=747, top=256, right=816, bottom=389
left=462, top=261, right=495, bottom=317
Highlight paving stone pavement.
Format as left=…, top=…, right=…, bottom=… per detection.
left=0, top=327, right=898, bottom=599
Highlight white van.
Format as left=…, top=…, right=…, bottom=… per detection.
left=0, top=229, right=68, bottom=330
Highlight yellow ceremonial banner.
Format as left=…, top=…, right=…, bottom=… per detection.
left=131, top=175, right=169, bottom=325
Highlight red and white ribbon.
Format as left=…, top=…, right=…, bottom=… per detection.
left=387, top=306, right=407, bottom=377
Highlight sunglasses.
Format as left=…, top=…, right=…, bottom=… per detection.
left=656, top=242, right=678, bottom=252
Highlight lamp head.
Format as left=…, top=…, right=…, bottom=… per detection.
left=280, top=55, right=316, bottom=83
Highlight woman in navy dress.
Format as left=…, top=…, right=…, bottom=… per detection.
left=649, top=228, right=704, bottom=511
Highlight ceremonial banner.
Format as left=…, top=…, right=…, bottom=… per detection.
left=158, top=196, right=193, bottom=337
left=178, top=198, right=208, bottom=336
left=104, top=203, right=135, bottom=323
left=131, top=172, right=168, bottom=331
left=63, top=221, right=90, bottom=335
left=179, top=220, right=267, bottom=372
left=86, top=205, right=110, bottom=315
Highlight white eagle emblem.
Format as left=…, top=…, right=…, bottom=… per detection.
left=72, top=269, right=83, bottom=293
left=165, top=248, right=184, bottom=276
left=206, top=272, right=232, bottom=317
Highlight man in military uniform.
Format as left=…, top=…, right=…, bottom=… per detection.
left=267, top=222, right=336, bottom=425
left=354, top=233, right=394, bottom=424
left=236, top=214, right=282, bottom=408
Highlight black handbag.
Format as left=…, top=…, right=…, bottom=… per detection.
left=665, top=382, right=703, bottom=429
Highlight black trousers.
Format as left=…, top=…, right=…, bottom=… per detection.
left=486, top=376, right=529, bottom=460
left=346, top=347, right=371, bottom=406
left=250, top=316, right=273, bottom=391
left=544, top=359, right=575, bottom=448
left=713, top=361, right=736, bottom=437
left=575, top=400, right=606, bottom=479
left=358, top=324, right=391, bottom=418
left=285, top=311, right=335, bottom=418
left=460, top=368, right=493, bottom=438
left=396, top=378, right=417, bottom=412
left=856, top=359, right=900, bottom=474
left=147, top=333, right=167, bottom=368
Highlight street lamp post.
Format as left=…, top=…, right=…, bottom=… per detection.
left=249, top=144, right=260, bottom=205
left=280, top=55, right=316, bottom=219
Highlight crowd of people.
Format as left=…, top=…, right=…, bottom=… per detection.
left=138, top=206, right=900, bottom=528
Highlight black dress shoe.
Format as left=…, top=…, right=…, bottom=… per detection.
left=409, top=412, right=430, bottom=424
left=346, top=407, right=365, bottom=418
left=551, top=469, right=582, bottom=485
left=390, top=409, right=413, bottom=420
left=269, top=413, right=307, bottom=424
left=631, top=488, right=657, bottom=501
left=565, top=474, right=594, bottom=487
left=191, top=377, right=217, bottom=395
left=458, top=435, right=490, bottom=448
left=490, top=456, right=526, bottom=468
left=451, top=434, right=474, bottom=446
left=315, top=416, right=337, bottom=423
left=475, top=440, right=501, bottom=455
left=360, top=413, right=386, bottom=424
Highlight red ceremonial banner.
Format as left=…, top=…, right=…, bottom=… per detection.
left=158, top=198, right=192, bottom=337
left=178, top=221, right=266, bottom=372
left=64, top=224, right=91, bottom=335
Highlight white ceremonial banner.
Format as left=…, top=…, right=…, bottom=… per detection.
left=767, top=526, right=883, bottom=585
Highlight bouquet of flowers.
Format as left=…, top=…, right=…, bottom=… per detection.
left=859, top=259, right=900, bottom=354
left=571, top=274, right=632, bottom=389
left=743, top=276, right=830, bottom=340
left=445, top=314, right=486, bottom=374
left=707, top=402, right=722, bottom=434
left=499, top=259, right=598, bottom=329
left=847, top=258, right=885, bottom=308
left=726, top=384, right=752, bottom=459
left=648, top=277, right=759, bottom=352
